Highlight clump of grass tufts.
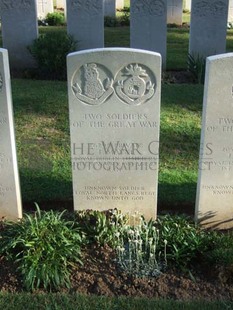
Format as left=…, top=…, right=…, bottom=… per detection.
left=187, top=53, right=206, bottom=84
left=75, top=209, right=127, bottom=248
left=0, top=204, right=84, bottom=291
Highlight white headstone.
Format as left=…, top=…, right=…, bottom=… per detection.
left=67, top=48, right=161, bottom=220
left=56, top=0, right=66, bottom=20
left=0, top=0, right=38, bottom=70
left=67, top=0, right=104, bottom=50
left=56, top=0, right=65, bottom=9
left=130, top=0, right=167, bottom=68
left=37, top=0, right=54, bottom=19
left=184, top=0, right=191, bottom=11
left=116, top=0, right=124, bottom=9
left=104, top=0, right=116, bottom=16
left=167, top=0, right=183, bottom=25
left=189, top=0, right=229, bottom=58
left=0, top=49, right=22, bottom=220
left=228, top=0, right=233, bottom=23
left=195, top=53, right=233, bottom=229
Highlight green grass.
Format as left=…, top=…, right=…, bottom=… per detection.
left=0, top=293, right=232, bottom=310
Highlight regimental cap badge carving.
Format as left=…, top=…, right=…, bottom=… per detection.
left=72, top=63, right=114, bottom=106
left=72, top=63, right=156, bottom=106
left=115, top=64, right=156, bottom=106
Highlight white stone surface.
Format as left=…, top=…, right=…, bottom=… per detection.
left=167, top=0, right=183, bottom=25
left=116, top=0, right=124, bottom=9
left=195, top=53, right=233, bottom=229
left=228, top=0, right=233, bottom=23
left=104, top=0, right=116, bottom=16
left=189, top=0, right=229, bottom=58
left=130, top=0, right=167, bottom=68
left=183, top=0, right=191, bottom=11
left=56, top=0, right=65, bottom=9
left=0, top=49, right=22, bottom=220
left=67, top=48, right=161, bottom=220
left=37, top=0, right=54, bottom=19
left=67, top=0, right=104, bottom=50
left=0, top=0, right=38, bottom=69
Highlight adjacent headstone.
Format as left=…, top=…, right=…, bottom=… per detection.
left=104, top=0, right=116, bottom=16
left=228, top=0, right=233, bottom=23
left=0, top=49, right=22, bottom=220
left=37, top=0, right=54, bottom=19
left=189, top=0, right=229, bottom=58
left=67, top=48, right=161, bottom=220
left=195, top=53, right=233, bottom=229
left=183, top=0, right=191, bottom=11
left=167, top=0, right=183, bottom=25
left=56, top=0, right=66, bottom=20
left=56, top=0, right=65, bottom=9
left=116, top=0, right=124, bottom=9
left=67, top=0, right=104, bottom=50
left=0, top=0, right=38, bottom=70
left=130, top=0, right=167, bottom=68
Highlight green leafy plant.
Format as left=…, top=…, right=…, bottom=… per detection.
left=156, top=215, right=214, bottom=268
left=28, top=32, right=77, bottom=80
left=75, top=209, right=127, bottom=248
left=206, top=232, right=233, bottom=267
left=104, top=16, right=119, bottom=27
left=0, top=205, right=84, bottom=291
left=187, top=53, right=206, bottom=84
left=46, top=12, right=65, bottom=26
left=118, top=8, right=130, bottom=26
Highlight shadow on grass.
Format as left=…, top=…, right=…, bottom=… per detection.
left=158, top=182, right=196, bottom=216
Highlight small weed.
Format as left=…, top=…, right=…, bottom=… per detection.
left=75, top=209, right=127, bottom=248
left=187, top=53, right=206, bottom=84
left=156, top=215, right=219, bottom=268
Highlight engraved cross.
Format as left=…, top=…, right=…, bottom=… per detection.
left=168, top=0, right=179, bottom=15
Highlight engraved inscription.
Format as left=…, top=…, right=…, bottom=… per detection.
left=0, top=117, right=7, bottom=125
left=168, top=0, right=179, bottom=15
left=1, top=0, right=32, bottom=10
left=0, top=153, right=12, bottom=171
left=193, top=1, right=228, bottom=17
left=75, top=185, right=156, bottom=202
left=0, top=184, right=14, bottom=197
left=72, top=112, right=157, bottom=129
left=72, top=63, right=114, bottom=105
left=131, top=0, right=166, bottom=16
left=71, top=0, right=102, bottom=14
left=0, top=74, right=3, bottom=92
left=202, top=184, right=233, bottom=195
left=115, top=64, right=156, bottom=106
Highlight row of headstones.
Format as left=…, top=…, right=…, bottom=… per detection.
left=37, top=0, right=125, bottom=19
left=1, top=47, right=233, bottom=229
left=0, top=0, right=231, bottom=70
left=38, top=0, right=184, bottom=23
left=39, top=0, right=233, bottom=24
